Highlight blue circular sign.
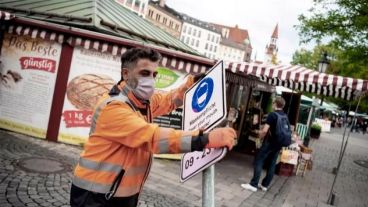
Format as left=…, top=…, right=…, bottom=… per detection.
left=192, top=77, right=214, bottom=113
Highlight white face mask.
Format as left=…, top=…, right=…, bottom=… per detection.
left=132, top=77, right=155, bottom=100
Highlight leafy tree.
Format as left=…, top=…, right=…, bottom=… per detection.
left=296, top=0, right=368, bottom=66
left=294, top=0, right=368, bottom=113
left=271, top=54, right=278, bottom=65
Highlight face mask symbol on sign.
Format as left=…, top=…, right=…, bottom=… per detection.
left=192, top=77, right=214, bottom=113
left=197, top=82, right=208, bottom=107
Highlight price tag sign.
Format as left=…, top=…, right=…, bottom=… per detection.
left=180, top=60, right=227, bottom=183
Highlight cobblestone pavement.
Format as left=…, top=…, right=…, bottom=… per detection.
left=2, top=128, right=367, bottom=207
left=283, top=128, right=368, bottom=207
left=0, top=129, right=294, bottom=207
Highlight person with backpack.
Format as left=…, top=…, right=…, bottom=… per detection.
left=241, top=97, right=292, bottom=192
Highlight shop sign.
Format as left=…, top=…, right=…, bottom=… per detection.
left=153, top=108, right=182, bottom=129
left=180, top=60, right=227, bottom=182
left=57, top=47, right=120, bottom=145
left=0, top=33, right=61, bottom=138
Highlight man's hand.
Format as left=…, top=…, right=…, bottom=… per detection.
left=205, top=127, right=237, bottom=150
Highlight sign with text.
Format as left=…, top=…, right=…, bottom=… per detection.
left=180, top=60, right=227, bottom=182
left=182, top=61, right=226, bottom=132
left=0, top=33, right=61, bottom=138
left=153, top=108, right=182, bottom=130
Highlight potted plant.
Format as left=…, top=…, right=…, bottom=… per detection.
left=310, top=123, right=322, bottom=139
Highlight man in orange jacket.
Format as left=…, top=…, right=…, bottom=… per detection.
left=70, top=47, right=237, bottom=207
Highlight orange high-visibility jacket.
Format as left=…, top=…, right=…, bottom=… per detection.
left=72, top=75, right=197, bottom=198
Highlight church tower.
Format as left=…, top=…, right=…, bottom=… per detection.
left=264, top=24, right=279, bottom=64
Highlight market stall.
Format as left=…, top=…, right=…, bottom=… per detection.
left=225, top=72, right=275, bottom=154
left=0, top=2, right=214, bottom=145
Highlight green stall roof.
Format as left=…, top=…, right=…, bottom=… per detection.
left=0, top=0, right=199, bottom=55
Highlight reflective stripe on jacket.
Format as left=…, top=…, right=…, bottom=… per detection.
left=72, top=76, right=196, bottom=197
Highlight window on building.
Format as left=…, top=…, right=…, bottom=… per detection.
left=209, top=45, right=213, bottom=51
left=207, top=33, right=210, bottom=41
left=183, top=25, right=186, bottom=33
left=148, top=10, right=153, bottom=18
left=186, top=36, right=190, bottom=44
left=205, top=43, right=208, bottom=50
left=214, top=46, right=217, bottom=52
left=181, top=36, right=185, bottom=42
left=211, top=35, right=214, bottom=42
left=163, top=17, right=167, bottom=25
left=169, top=21, right=173, bottom=28
left=193, top=29, right=197, bottom=36
left=175, top=24, right=179, bottom=31
left=141, top=2, right=146, bottom=12
left=135, top=0, right=140, bottom=7
left=127, top=0, right=133, bottom=5
left=191, top=38, right=194, bottom=46
left=198, top=30, right=201, bottom=37
left=196, top=40, right=199, bottom=47
left=155, top=14, right=160, bottom=21
left=216, top=36, right=219, bottom=43
left=188, top=27, right=192, bottom=35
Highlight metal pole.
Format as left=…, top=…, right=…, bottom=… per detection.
left=202, top=165, right=215, bottom=207
left=327, top=96, right=362, bottom=205
left=304, top=96, right=318, bottom=147
left=333, top=105, right=351, bottom=174
left=304, top=106, right=314, bottom=147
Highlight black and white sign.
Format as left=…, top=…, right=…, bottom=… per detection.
left=153, top=108, right=182, bottom=129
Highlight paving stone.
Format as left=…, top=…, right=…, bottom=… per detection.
left=2, top=128, right=368, bottom=207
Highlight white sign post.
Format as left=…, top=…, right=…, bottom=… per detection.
left=180, top=60, right=227, bottom=183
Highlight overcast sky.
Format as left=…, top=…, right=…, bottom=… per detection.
left=165, top=0, right=315, bottom=64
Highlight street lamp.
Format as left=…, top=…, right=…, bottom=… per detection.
left=304, top=52, right=330, bottom=147
left=318, top=51, right=329, bottom=74
left=317, top=52, right=330, bottom=116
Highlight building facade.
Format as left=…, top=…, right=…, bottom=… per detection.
left=213, top=24, right=252, bottom=62
left=145, top=0, right=182, bottom=38
left=180, top=14, right=221, bottom=60
left=115, top=0, right=148, bottom=17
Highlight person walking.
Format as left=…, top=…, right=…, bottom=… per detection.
left=241, top=97, right=291, bottom=192
left=70, top=47, right=237, bottom=207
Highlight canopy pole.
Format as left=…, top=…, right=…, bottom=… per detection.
left=333, top=104, right=351, bottom=174
left=327, top=96, right=362, bottom=205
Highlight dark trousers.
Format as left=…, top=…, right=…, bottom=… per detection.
left=250, top=141, right=281, bottom=188
left=70, top=184, right=139, bottom=207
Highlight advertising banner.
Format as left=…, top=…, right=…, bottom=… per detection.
left=57, top=47, right=120, bottom=145
left=153, top=67, right=187, bottom=130
left=0, top=33, right=61, bottom=138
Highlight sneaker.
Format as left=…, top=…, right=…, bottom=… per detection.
left=258, top=184, right=268, bottom=192
left=241, top=183, right=257, bottom=192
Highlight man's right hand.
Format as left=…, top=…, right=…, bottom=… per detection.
left=205, top=127, right=237, bottom=150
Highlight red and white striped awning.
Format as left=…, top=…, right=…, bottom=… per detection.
left=224, top=61, right=368, bottom=100
left=7, top=25, right=64, bottom=43
left=66, top=36, right=208, bottom=73
left=5, top=23, right=366, bottom=101
left=0, top=10, right=14, bottom=21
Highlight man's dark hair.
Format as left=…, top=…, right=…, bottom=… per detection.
left=121, top=47, right=162, bottom=71
left=274, top=97, right=285, bottom=109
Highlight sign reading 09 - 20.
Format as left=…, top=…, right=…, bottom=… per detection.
left=183, top=60, right=226, bottom=133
